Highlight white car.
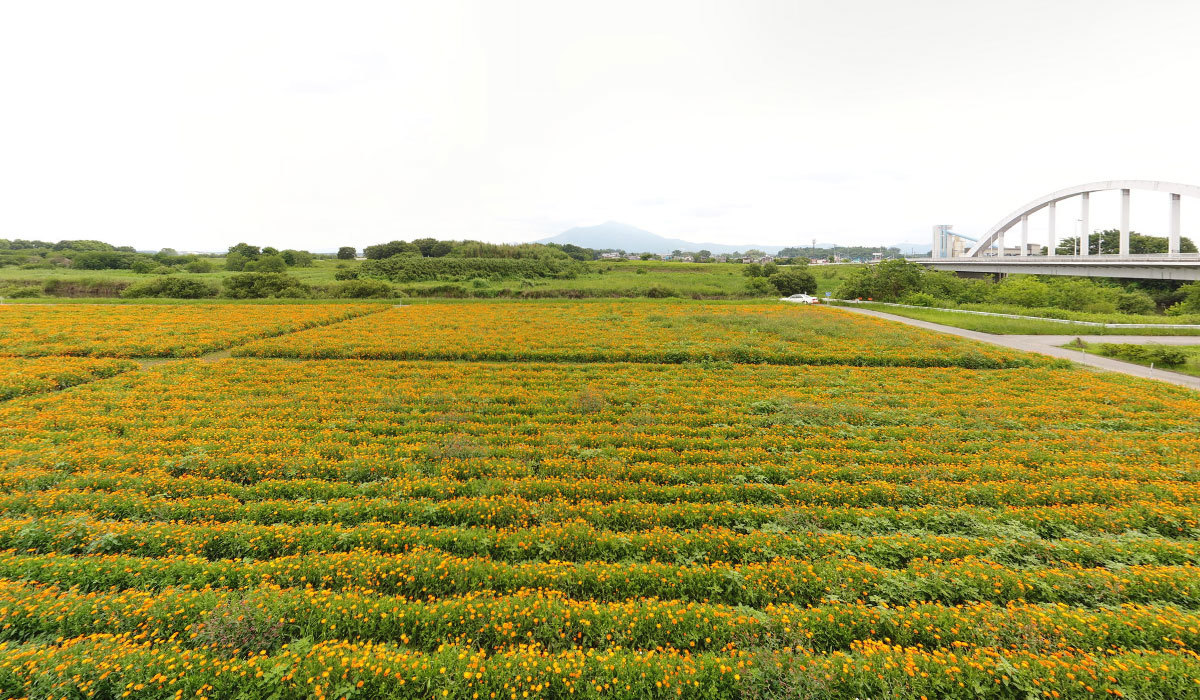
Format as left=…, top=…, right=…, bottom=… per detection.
left=781, top=293, right=819, bottom=304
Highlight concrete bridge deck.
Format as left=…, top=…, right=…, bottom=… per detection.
left=915, top=255, right=1200, bottom=280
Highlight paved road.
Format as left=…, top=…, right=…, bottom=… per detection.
left=834, top=305, right=1200, bottom=391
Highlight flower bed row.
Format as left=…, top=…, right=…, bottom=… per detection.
left=0, top=356, right=136, bottom=399
left=0, top=635, right=1195, bottom=700
left=0, top=303, right=381, bottom=357
left=231, top=302, right=1045, bottom=368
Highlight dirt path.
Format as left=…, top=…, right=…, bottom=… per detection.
left=833, top=305, right=1200, bottom=391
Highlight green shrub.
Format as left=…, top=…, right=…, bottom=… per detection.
left=122, top=276, right=219, bottom=299
left=1096, top=343, right=1188, bottom=367
left=744, top=278, right=775, bottom=296
left=184, top=259, right=214, bottom=274
left=221, top=273, right=311, bottom=299
left=330, top=279, right=394, bottom=298
left=900, top=291, right=937, bottom=307
left=0, top=285, right=40, bottom=298
left=988, top=277, right=1051, bottom=308
left=245, top=255, right=287, bottom=273
left=130, top=258, right=158, bottom=274
left=360, top=256, right=583, bottom=283
left=1115, top=291, right=1156, bottom=315
left=835, top=260, right=924, bottom=302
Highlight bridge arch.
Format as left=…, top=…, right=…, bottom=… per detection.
left=966, top=180, right=1200, bottom=257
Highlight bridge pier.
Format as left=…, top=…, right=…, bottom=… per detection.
left=1047, top=202, right=1056, bottom=256
left=1080, top=192, right=1090, bottom=256
left=1019, top=215, right=1028, bottom=256
left=1170, top=194, right=1181, bottom=254
left=1120, top=188, right=1131, bottom=256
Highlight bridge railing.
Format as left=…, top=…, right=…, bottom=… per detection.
left=923, top=253, right=1200, bottom=263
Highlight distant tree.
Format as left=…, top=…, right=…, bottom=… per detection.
left=224, top=251, right=250, bottom=271
left=280, top=249, right=314, bottom=267
left=184, top=259, right=214, bottom=274
left=551, top=243, right=595, bottom=261
left=428, top=241, right=453, bottom=258
left=227, top=242, right=261, bottom=259
left=696, top=249, right=712, bottom=262
left=247, top=255, right=287, bottom=273
left=836, top=259, right=925, bottom=301
left=768, top=269, right=817, bottom=296
left=1057, top=230, right=1198, bottom=255
left=336, top=246, right=357, bottom=260
left=744, top=277, right=775, bottom=295
left=261, top=246, right=280, bottom=257
left=411, top=238, right=440, bottom=257
left=364, top=240, right=417, bottom=259
left=640, top=253, right=656, bottom=260
left=130, top=258, right=158, bottom=274
left=53, top=240, right=115, bottom=252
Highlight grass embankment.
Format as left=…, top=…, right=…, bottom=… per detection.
left=840, top=302, right=1200, bottom=335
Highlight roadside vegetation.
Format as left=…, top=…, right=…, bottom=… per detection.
left=840, top=303, right=1200, bottom=335
left=1063, top=338, right=1200, bottom=377
left=832, top=256, right=1200, bottom=333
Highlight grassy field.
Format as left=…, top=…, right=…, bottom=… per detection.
left=0, top=259, right=862, bottom=299
left=0, top=299, right=1196, bottom=698
left=840, top=301, right=1200, bottom=335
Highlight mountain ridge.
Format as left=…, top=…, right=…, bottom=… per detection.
left=536, top=221, right=924, bottom=255
left=536, top=221, right=784, bottom=255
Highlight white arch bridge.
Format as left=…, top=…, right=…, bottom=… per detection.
left=922, top=180, right=1200, bottom=281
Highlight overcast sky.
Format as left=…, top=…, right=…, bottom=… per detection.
left=2, top=0, right=1199, bottom=252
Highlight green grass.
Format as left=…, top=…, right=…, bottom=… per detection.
left=927, top=301, right=1200, bottom=326
left=0, top=259, right=865, bottom=300
left=839, top=302, right=1200, bottom=335
left=1063, top=341, right=1200, bottom=378
left=0, top=259, right=348, bottom=286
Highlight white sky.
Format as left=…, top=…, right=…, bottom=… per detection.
left=2, top=0, right=1199, bottom=252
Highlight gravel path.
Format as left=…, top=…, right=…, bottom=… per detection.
left=833, top=306, right=1200, bottom=391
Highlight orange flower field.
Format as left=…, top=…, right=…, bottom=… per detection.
left=233, top=301, right=1044, bottom=368
left=0, top=300, right=1196, bottom=698
left=0, top=356, right=137, bottom=400
left=0, top=303, right=381, bottom=357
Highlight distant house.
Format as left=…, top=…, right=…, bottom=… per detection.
left=661, top=255, right=673, bottom=261
left=625, top=253, right=641, bottom=260
left=599, top=252, right=623, bottom=260
left=680, top=255, right=695, bottom=263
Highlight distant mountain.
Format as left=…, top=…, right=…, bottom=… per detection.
left=537, top=221, right=784, bottom=255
